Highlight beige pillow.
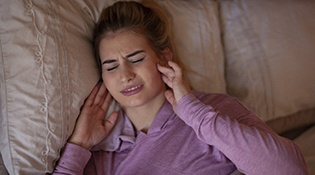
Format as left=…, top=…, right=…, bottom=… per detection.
left=0, top=1, right=106, bottom=174
left=158, top=0, right=226, bottom=93
left=0, top=0, right=225, bottom=174
left=220, top=0, right=315, bottom=132
left=294, top=125, right=315, bottom=174
left=0, top=155, right=8, bottom=175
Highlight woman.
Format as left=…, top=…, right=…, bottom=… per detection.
left=53, top=1, right=307, bottom=174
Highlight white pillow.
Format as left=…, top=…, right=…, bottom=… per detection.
left=220, top=0, right=315, bottom=130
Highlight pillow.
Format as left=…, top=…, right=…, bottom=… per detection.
left=0, top=0, right=225, bottom=174
left=158, top=0, right=226, bottom=93
left=294, top=125, right=315, bottom=174
left=0, top=0, right=111, bottom=174
left=219, top=0, right=315, bottom=132
left=0, top=155, right=8, bottom=175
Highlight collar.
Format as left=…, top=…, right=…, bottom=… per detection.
left=146, top=100, right=176, bottom=134
left=91, top=100, right=176, bottom=152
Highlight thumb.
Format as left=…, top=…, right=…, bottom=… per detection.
left=165, top=90, right=178, bottom=113
left=104, top=112, right=118, bottom=135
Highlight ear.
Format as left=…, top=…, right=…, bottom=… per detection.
left=161, top=47, right=173, bottom=62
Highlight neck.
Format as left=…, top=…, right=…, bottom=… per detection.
left=122, top=92, right=166, bottom=133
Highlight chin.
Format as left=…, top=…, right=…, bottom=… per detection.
left=117, top=97, right=143, bottom=108
left=124, top=101, right=145, bottom=108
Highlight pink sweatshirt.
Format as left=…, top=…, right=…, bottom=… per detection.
left=53, top=92, right=308, bottom=175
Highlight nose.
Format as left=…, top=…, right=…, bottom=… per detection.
left=120, top=63, right=135, bottom=83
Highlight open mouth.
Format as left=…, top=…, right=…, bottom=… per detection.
left=121, top=85, right=143, bottom=96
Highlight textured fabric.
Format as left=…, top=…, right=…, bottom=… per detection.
left=0, top=1, right=103, bottom=174
left=54, top=92, right=307, bottom=175
left=220, top=0, right=315, bottom=126
left=158, top=0, right=226, bottom=93
left=294, top=125, right=315, bottom=175
left=0, top=155, right=8, bottom=175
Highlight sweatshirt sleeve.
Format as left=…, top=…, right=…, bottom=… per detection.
left=177, top=93, right=308, bottom=175
left=53, top=143, right=92, bottom=175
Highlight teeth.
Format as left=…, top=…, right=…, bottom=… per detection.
left=126, top=85, right=141, bottom=92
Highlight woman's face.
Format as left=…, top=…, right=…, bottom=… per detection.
left=99, top=30, right=167, bottom=108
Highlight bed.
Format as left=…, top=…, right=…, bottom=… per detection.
left=1, top=0, right=315, bottom=174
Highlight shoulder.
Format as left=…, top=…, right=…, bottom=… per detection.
left=191, top=91, right=253, bottom=118
left=192, top=91, right=239, bottom=106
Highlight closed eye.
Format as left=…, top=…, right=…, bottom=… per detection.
left=130, top=58, right=144, bottom=64
left=106, top=65, right=118, bottom=72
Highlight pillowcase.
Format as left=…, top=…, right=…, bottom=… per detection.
left=0, top=1, right=106, bottom=174
left=293, top=125, right=315, bottom=174
left=0, top=156, right=8, bottom=175
left=219, top=0, right=315, bottom=132
left=158, top=0, right=226, bottom=93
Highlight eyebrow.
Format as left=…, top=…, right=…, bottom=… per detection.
left=126, top=50, right=145, bottom=58
left=102, top=59, right=116, bottom=65
left=102, top=50, right=145, bottom=65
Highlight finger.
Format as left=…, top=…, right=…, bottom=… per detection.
left=157, top=64, right=175, bottom=80
left=94, top=83, right=107, bottom=105
left=104, top=111, right=118, bottom=135
left=101, top=89, right=112, bottom=111
left=161, top=74, right=173, bottom=88
left=167, top=61, right=183, bottom=78
left=84, top=84, right=100, bottom=106
left=165, top=90, right=176, bottom=108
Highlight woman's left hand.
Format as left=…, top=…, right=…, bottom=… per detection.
left=157, top=61, right=191, bottom=114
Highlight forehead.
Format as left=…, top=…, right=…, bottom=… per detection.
left=99, top=30, right=151, bottom=55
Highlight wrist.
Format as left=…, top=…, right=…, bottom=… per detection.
left=68, top=137, right=91, bottom=150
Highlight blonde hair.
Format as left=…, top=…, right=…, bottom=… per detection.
left=93, top=1, right=174, bottom=70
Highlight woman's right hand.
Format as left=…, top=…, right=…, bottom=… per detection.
left=68, top=82, right=118, bottom=149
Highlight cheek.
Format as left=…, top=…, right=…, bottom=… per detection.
left=102, top=74, right=115, bottom=91
left=145, top=66, right=163, bottom=84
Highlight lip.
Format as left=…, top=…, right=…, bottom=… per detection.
left=120, top=85, right=144, bottom=96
